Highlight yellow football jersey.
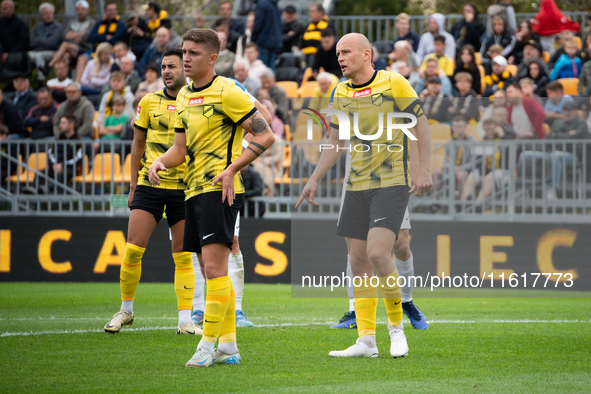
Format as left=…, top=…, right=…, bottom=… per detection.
left=174, top=76, right=256, bottom=200
left=329, top=70, right=425, bottom=191
left=134, top=89, right=186, bottom=190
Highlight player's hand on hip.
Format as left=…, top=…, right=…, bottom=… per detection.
left=148, top=161, right=166, bottom=186
left=295, top=180, right=319, bottom=208
left=213, top=168, right=236, bottom=206
left=409, top=170, right=433, bottom=196
left=127, top=185, right=136, bottom=208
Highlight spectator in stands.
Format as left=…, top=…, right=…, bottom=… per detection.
left=515, top=39, right=545, bottom=80
left=96, top=95, right=127, bottom=151
left=0, top=88, right=27, bottom=139
left=214, top=18, right=240, bottom=55
left=301, top=4, right=334, bottom=65
left=24, top=88, right=57, bottom=141
left=119, top=57, right=142, bottom=93
left=252, top=99, right=283, bottom=197
left=371, top=45, right=387, bottom=71
left=508, top=20, right=539, bottom=65
left=48, top=0, right=94, bottom=69
left=483, top=56, right=513, bottom=97
left=234, top=59, right=260, bottom=98
left=0, top=124, right=16, bottom=181
left=121, top=97, right=140, bottom=141
left=235, top=12, right=255, bottom=61
left=506, top=82, right=545, bottom=139
left=447, top=72, right=479, bottom=122
left=579, top=55, right=591, bottom=96
left=194, top=13, right=206, bottom=29
left=480, top=15, right=516, bottom=63
left=244, top=43, right=267, bottom=80
left=451, top=3, right=486, bottom=56
left=584, top=96, right=591, bottom=131
left=45, top=115, right=84, bottom=193
left=53, top=82, right=94, bottom=140
left=313, top=72, right=339, bottom=98
left=523, top=59, right=550, bottom=97
left=240, top=164, right=265, bottom=217
left=119, top=10, right=151, bottom=59
left=396, top=60, right=420, bottom=87
left=550, top=39, right=582, bottom=81
left=482, top=44, right=503, bottom=74
left=258, top=68, right=289, bottom=123
left=214, top=31, right=235, bottom=78
left=519, top=77, right=544, bottom=105
left=492, top=106, right=516, bottom=139
left=549, top=30, right=586, bottom=69
left=414, top=58, right=452, bottom=96
left=143, top=2, right=168, bottom=37
left=98, top=71, right=134, bottom=124
left=112, top=42, right=139, bottom=76
left=0, top=0, right=30, bottom=77
left=217, top=0, right=245, bottom=35
left=544, top=81, right=575, bottom=126
left=389, top=40, right=419, bottom=72
left=486, top=0, right=517, bottom=34
left=154, top=19, right=182, bottom=51
left=11, top=76, right=37, bottom=120
left=47, top=60, right=74, bottom=103
left=135, top=63, right=164, bottom=100
left=453, top=45, right=481, bottom=95
left=281, top=5, right=304, bottom=54
left=140, top=27, right=170, bottom=71
left=393, top=13, right=420, bottom=53
left=251, top=0, right=282, bottom=70
left=28, top=3, right=63, bottom=82
left=416, top=13, right=455, bottom=64
left=419, top=76, right=452, bottom=123
left=312, top=29, right=341, bottom=78
left=478, top=89, right=507, bottom=138
left=420, top=36, right=454, bottom=77
left=80, top=42, right=113, bottom=95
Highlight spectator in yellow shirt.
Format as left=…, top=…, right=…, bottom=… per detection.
left=420, top=36, right=454, bottom=77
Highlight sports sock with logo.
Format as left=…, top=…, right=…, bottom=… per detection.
left=218, top=280, right=238, bottom=354
left=353, top=282, right=378, bottom=338
left=346, top=255, right=355, bottom=312
left=192, top=253, right=205, bottom=312
left=173, top=251, right=195, bottom=326
left=378, top=269, right=403, bottom=327
left=120, top=243, right=145, bottom=313
left=394, top=252, right=414, bottom=303
left=198, top=275, right=231, bottom=350
left=228, top=252, right=244, bottom=311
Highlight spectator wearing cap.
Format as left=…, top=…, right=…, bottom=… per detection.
left=311, top=29, right=341, bottom=79
left=549, top=30, right=587, bottom=69
left=413, top=58, right=452, bottom=96
left=523, top=59, right=550, bottom=97
left=483, top=56, right=513, bottom=97
left=0, top=0, right=30, bottom=76
left=508, top=20, right=539, bottom=65
left=28, top=3, right=63, bottom=82
left=139, top=27, right=170, bottom=70
left=550, top=39, right=582, bottom=81
left=11, top=76, right=37, bottom=120
left=214, top=30, right=235, bottom=78
left=301, top=4, right=335, bottom=65
left=393, top=13, right=420, bottom=53
left=217, top=1, right=245, bottom=36
left=505, top=82, right=545, bottom=139
left=416, top=13, right=455, bottom=64
left=480, top=15, right=516, bottom=63
left=135, top=63, right=164, bottom=100
left=24, top=88, right=57, bottom=140
left=98, top=71, right=134, bottom=125
left=451, top=4, right=486, bottom=56
left=119, top=10, right=152, bottom=59
left=281, top=5, right=304, bottom=54
left=419, top=75, right=452, bottom=123
left=544, top=81, right=575, bottom=126
left=53, top=82, right=95, bottom=139
left=0, top=88, right=27, bottom=139
left=47, top=0, right=95, bottom=69
left=143, top=2, right=168, bottom=37
left=251, top=0, right=282, bottom=70
left=47, top=60, right=74, bottom=102
left=80, top=42, right=113, bottom=95
left=515, top=39, right=546, bottom=80
left=234, top=60, right=260, bottom=98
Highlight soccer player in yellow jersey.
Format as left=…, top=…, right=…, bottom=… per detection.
left=148, top=29, right=275, bottom=367
left=104, top=49, right=202, bottom=336
left=296, top=33, right=433, bottom=358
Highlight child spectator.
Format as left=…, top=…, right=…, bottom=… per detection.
left=135, top=63, right=165, bottom=100
left=80, top=42, right=113, bottom=95
left=448, top=72, right=479, bottom=122
left=483, top=56, right=513, bottom=97
left=544, top=81, right=575, bottom=126
left=121, top=97, right=141, bottom=141
left=97, top=71, right=135, bottom=124
left=483, top=44, right=504, bottom=74
left=414, top=58, right=453, bottom=96
left=96, top=95, right=128, bottom=152
left=549, top=30, right=587, bottom=68
left=452, top=45, right=481, bottom=95
left=486, top=0, right=517, bottom=34
left=45, top=115, right=83, bottom=193
left=524, top=58, right=550, bottom=97
left=481, top=15, right=517, bottom=62
left=478, top=89, right=507, bottom=138
left=420, top=76, right=452, bottom=123
left=550, top=39, right=582, bottom=80
left=420, top=35, right=454, bottom=77
left=519, top=77, right=544, bottom=105
left=491, top=106, right=516, bottom=139
left=416, top=13, right=455, bottom=64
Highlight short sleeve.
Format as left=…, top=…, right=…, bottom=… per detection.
left=134, top=95, right=150, bottom=132
left=328, top=86, right=339, bottom=129
left=174, top=93, right=185, bottom=133
left=222, top=82, right=257, bottom=125
left=391, top=73, right=424, bottom=120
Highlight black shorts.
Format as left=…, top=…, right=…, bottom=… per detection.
left=183, top=191, right=244, bottom=253
left=129, top=185, right=186, bottom=227
left=337, top=186, right=410, bottom=241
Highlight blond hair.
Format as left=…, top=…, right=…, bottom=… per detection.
left=94, top=42, right=113, bottom=76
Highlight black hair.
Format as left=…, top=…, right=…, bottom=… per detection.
left=162, top=48, right=183, bottom=62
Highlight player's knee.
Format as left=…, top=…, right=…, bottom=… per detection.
left=366, top=247, right=388, bottom=265
left=393, top=242, right=409, bottom=259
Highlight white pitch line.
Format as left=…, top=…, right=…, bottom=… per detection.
left=1, top=319, right=590, bottom=337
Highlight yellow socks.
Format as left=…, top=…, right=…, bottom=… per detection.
left=218, top=280, right=236, bottom=345
left=120, top=243, right=144, bottom=302
left=202, top=275, right=231, bottom=344
left=172, top=252, right=195, bottom=311
left=353, top=283, right=378, bottom=338
left=378, top=269, right=403, bottom=327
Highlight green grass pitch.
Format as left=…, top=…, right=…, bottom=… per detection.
left=1, top=283, right=590, bottom=393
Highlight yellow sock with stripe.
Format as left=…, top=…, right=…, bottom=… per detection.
left=218, top=280, right=238, bottom=354
left=353, top=283, right=378, bottom=338
left=198, top=275, right=231, bottom=351
left=120, top=243, right=145, bottom=312
left=378, top=269, right=403, bottom=327
left=173, top=251, right=195, bottom=326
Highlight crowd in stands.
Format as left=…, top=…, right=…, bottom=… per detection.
left=1, top=0, right=591, bottom=202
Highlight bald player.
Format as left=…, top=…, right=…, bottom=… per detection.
left=296, top=33, right=432, bottom=358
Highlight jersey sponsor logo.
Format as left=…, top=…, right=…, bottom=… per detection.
left=167, top=104, right=175, bottom=111
left=353, top=88, right=372, bottom=97
left=136, top=105, right=141, bottom=120
left=188, top=97, right=204, bottom=106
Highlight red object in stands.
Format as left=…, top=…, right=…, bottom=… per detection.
left=531, top=0, right=580, bottom=35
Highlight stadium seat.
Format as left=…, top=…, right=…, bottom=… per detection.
left=506, top=64, right=518, bottom=77
left=75, top=153, right=121, bottom=183
left=10, top=153, right=46, bottom=183
left=276, top=81, right=299, bottom=98
left=113, top=154, right=133, bottom=184
left=5, top=155, right=23, bottom=182
left=284, top=124, right=292, bottom=142
left=298, top=81, right=319, bottom=97
left=543, top=123, right=550, bottom=134
left=557, top=78, right=579, bottom=95
left=275, top=67, right=301, bottom=83
left=477, top=65, right=486, bottom=94
left=542, top=51, right=550, bottom=63
left=93, top=111, right=99, bottom=139
left=573, top=36, right=582, bottom=50
left=301, top=67, right=313, bottom=85
left=429, top=123, right=452, bottom=140
left=474, top=52, right=482, bottom=65
left=465, top=124, right=481, bottom=141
